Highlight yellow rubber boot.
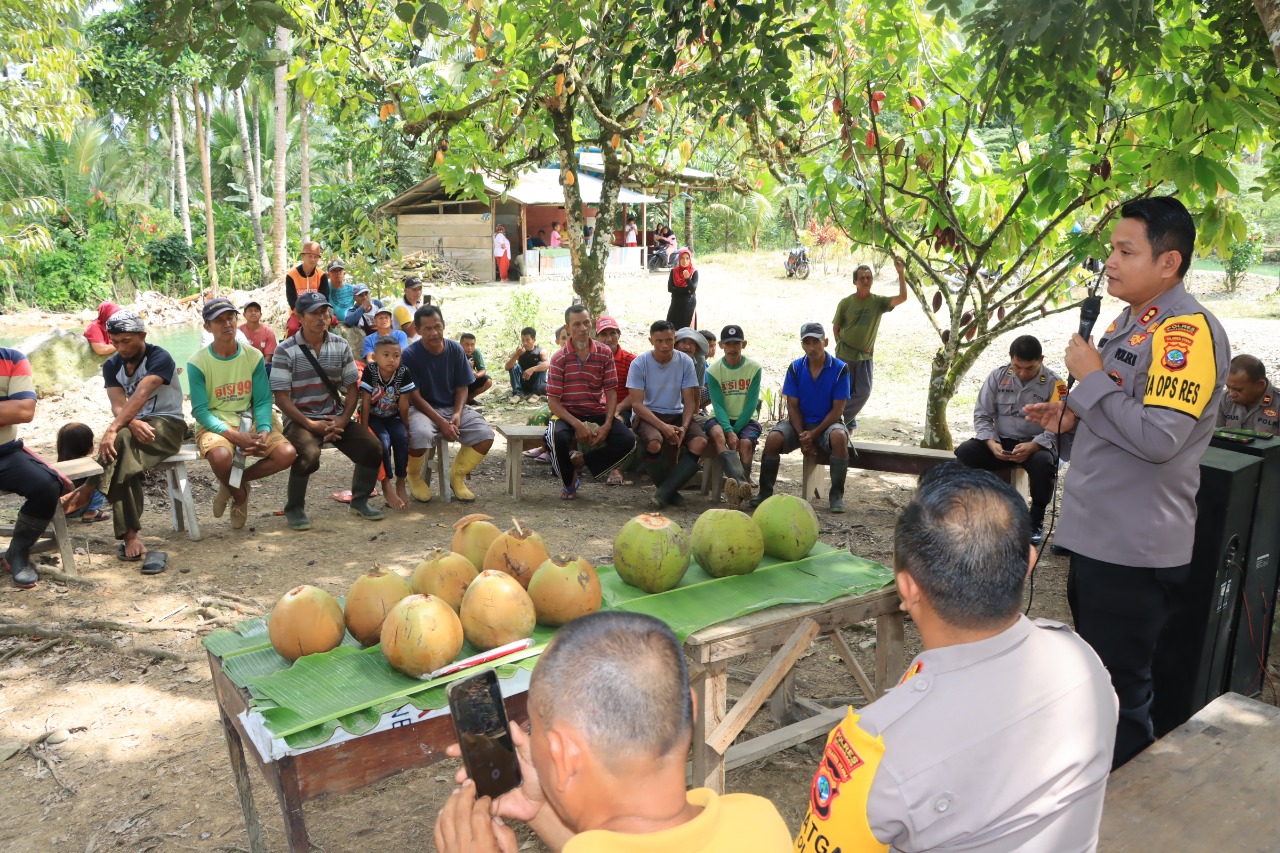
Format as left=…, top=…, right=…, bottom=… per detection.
left=449, top=446, right=485, bottom=503
left=406, top=457, right=433, bottom=502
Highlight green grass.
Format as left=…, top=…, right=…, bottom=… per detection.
left=1192, top=258, right=1280, bottom=279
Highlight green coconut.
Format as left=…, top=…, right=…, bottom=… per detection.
left=752, top=494, right=819, bottom=561
left=612, top=513, right=691, bottom=593
left=691, top=509, right=765, bottom=577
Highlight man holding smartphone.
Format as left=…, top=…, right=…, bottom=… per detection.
left=953, top=335, right=1066, bottom=546
left=434, top=611, right=793, bottom=852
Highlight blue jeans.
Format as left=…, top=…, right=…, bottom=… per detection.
left=368, top=415, right=409, bottom=478
left=509, top=366, right=547, bottom=397
left=65, top=489, right=107, bottom=519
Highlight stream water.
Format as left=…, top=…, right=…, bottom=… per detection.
left=1, top=323, right=208, bottom=393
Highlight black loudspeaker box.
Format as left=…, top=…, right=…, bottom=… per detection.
left=1151, top=447, right=1260, bottom=737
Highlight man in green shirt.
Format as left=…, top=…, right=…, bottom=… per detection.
left=189, top=299, right=297, bottom=529
left=705, top=324, right=763, bottom=508
left=832, top=258, right=908, bottom=432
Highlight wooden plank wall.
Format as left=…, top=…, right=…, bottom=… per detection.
left=398, top=213, right=492, bottom=274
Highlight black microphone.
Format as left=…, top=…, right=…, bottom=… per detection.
left=1066, top=294, right=1102, bottom=389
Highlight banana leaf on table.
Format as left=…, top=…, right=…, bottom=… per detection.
left=202, top=545, right=892, bottom=742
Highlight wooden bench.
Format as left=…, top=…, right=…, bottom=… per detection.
left=1, top=457, right=104, bottom=575
left=494, top=424, right=546, bottom=500
left=804, top=441, right=1029, bottom=501
left=156, top=445, right=203, bottom=541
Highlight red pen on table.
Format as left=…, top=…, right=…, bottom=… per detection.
left=428, top=638, right=535, bottom=680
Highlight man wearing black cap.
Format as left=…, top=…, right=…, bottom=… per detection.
left=343, top=284, right=383, bottom=332
left=270, top=291, right=385, bottom=529
left=706, top=324, right=763, bottom=507
left=96, top=311, right=189, bottom=567
left=752, top=322, right=851, bottom=513
left=190, top=299, right=297, bottom=530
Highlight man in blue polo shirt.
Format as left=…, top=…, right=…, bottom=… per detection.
left=751, top=322, right=851, bottom=512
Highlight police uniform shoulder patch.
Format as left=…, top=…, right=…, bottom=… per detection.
left=1143, top=313, right=1216, bottom=419
left=1052, top=380, right=1069, bottom=402
left=1105, top=320, right=1116, bottom=334
left=1265, top=409, right=1278, bottom=419
left=1139, top=306, right=1160, bottom=326
left=1039, top=374, right=1047, bottom=383
left=1265, top=394, right=1273, bottom=407
left=795, top=709, right=889, bottom=853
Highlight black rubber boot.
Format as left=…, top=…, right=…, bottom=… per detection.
left=349, top=466, right=385, bottom=521
left=4, top=512, right=48, bottom=589
left=828, top=457, right=848, bottom=513
left=719, top=450, right=747, bottom=484
left=1030, top=503, right=1047, bottom=546
left=284, top=474, right=313, bottom=531
left=750, top=456, right=781, bottom=507
left=653, top=451, right=702, bottom=508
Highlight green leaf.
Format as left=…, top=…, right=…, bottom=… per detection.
left=421, top=1, right=450, bottom=29
left=226, top=57, right=251, bottom=90
left=395, top=2, right=416, bottom=23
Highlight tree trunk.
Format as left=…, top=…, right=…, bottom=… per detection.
left=193, top=83, right=219, bottom=294
left=1255, top=0, right=1280, bottom=67
left=250, top=87, right=263, bottom=194
left=683, top=193, right=693, bottom=254
left=299, top=95, right=311, bottom=243
left=171, top=92, right=192, bottom=247
left=271, top=25, right=291, bottom=279
left=921, top=332, right=992, bottom=449
left=549, top=102, right=609, bottom=317
left=166, top=120, right=176, bottom=216
left=235, top=87, right=270, bottom=284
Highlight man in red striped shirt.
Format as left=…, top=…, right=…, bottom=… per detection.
left=546, top=306, right=636, bottom=499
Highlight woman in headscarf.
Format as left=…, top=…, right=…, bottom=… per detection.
left=666, top=249, right=697, bottom=328
left=84, top=302, right=122, bottom=356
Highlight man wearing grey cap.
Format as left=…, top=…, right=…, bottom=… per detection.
left=270, top=291, right=385, bottom=528
left=752, top=322, right=851, bottom=512
left=343, top=283, right=383, bottom=332
left=96, top=311, right=188, bottom=567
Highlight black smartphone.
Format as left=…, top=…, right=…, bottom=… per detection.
left=446, top=668, right=522, bottom=800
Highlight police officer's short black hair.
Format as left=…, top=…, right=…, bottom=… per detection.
left=414, top=305, right=444, bottom=327
left=1229, top=354, right=1266, bottom=383
left=649, top=320, right=676, bottom=335
left=530, top=611, right=693, bottom=761
left=895, top=463, right=1030, bottom=628
left=1120, top=196, right=1196, bottom=277
left=1009, top=335, right=1042, bottom=361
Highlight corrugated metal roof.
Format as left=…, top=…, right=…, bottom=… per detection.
left=375, top=168, right=660, bottom=215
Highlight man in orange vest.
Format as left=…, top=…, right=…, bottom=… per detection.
left=285, top=241, right=331, bottom=336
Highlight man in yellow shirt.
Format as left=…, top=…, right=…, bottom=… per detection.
left=434, top=611, right=793, bottom=853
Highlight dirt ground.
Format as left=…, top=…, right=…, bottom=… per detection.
left=1, top=255, right=1276, bottom=851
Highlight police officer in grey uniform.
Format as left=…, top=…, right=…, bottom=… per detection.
left=1217, top=354, right=1278, bottom=436
left=955, top=335, right=1066, bottom=545
left=794, top=464, right=1116, bottom=853
left=1026, top=196, right=1230, bottom=769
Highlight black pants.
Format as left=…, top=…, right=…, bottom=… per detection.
left=547, top=415, right=635, bottom=488
left=368, top=415, right=409, bottom=478
left=0, top=443, right=62, bottom=523
left=954, top=437, right=1056, bottom=514
left=284, top=419, right=384, bottom=477
left=1068, top=553, right=1189, bottom=769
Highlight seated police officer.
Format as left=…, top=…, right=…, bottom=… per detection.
left=954, top=335, right=1066, bottom=545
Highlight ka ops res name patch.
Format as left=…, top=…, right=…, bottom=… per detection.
left=1143, top=313, right=1217, bottom=419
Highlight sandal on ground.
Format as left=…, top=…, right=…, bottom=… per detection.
left=79, top=510, right=111, bottom=524
left=606, top=469, right=625, bottom=486
left=141, top=551, right=168, bottom=575
left=117, top=541, right=143, bottom=563
left=560, top=479, right=580, bottom=500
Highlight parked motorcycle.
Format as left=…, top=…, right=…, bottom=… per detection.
left=648, top=242, right=681, bottom=272
left=784, top=243, right=811, bottom=279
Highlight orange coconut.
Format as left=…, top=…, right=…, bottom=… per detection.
left=343, top=566, right=413, bottom=646
left=459, top=570, right=537, bottom=651
left=451, top=513, right=503, bottom=572
left=527, top=556, right=602, bottom=626
left=268, top=584, right=346, bottom=663
left=380, top=594, right=465, bottom=678
left=482, top=518, right=550, bottom=588
left=411, top=549, right=479, bottom=612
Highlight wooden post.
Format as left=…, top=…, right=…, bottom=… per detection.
left=875, top=611, right=906, bottom=696
left=519, top=203, right=528, bottom=282
left=641, top=201, right=648, bottom=271
left=691, top=661, right=728, bottom=792
left=218, top=706, right=267, bottom=853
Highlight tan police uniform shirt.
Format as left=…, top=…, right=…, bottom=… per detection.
left=973, top=363, right=1067, bottom=449
left=1055, top=281, right=1230, bottom=568
left=795, top=616, right=1117, bottom=853
left=1217, top=380, right=1279, bottom=436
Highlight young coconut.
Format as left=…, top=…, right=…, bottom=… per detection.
left=380, top=594, right=465, bottom=678
left=691, top=509, right=765, bottom=577
left=527, top=555, right=602, bottom=626
left=268, top=584, right=346, bottom=663
left=411, top=549, right=479, bottom=612
left=752, top=494, right=819, bottom=561
left=482, top=518, right=550, bottom=588
left=612, top=513, right=690, bottom=594
left=344, top=565, right=413, bottom=646
left=451, top=513, right=503, bottom=572
left=459, top=570, right=537, bottom=651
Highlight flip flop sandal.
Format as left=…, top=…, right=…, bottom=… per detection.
left=141, top=551, right=168, bottom=575
left=560, top=478, right=580, bottom=500
left=80, top=511, right=112, bottom=524
left=117, top=541, right=143, bottom=563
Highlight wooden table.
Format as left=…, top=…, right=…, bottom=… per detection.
left=1100, top=692, right=1280, bottom=851
left=684, top=585, right=904, bottom=793
left=210, top=583, right=903, bottom=848
left=208, top=650, right=530, bottom=853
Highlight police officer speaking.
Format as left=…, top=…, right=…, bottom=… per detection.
left=1025, top=196, right=1230, bottom=769
left=954, top=335, right=1066, bottom=546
